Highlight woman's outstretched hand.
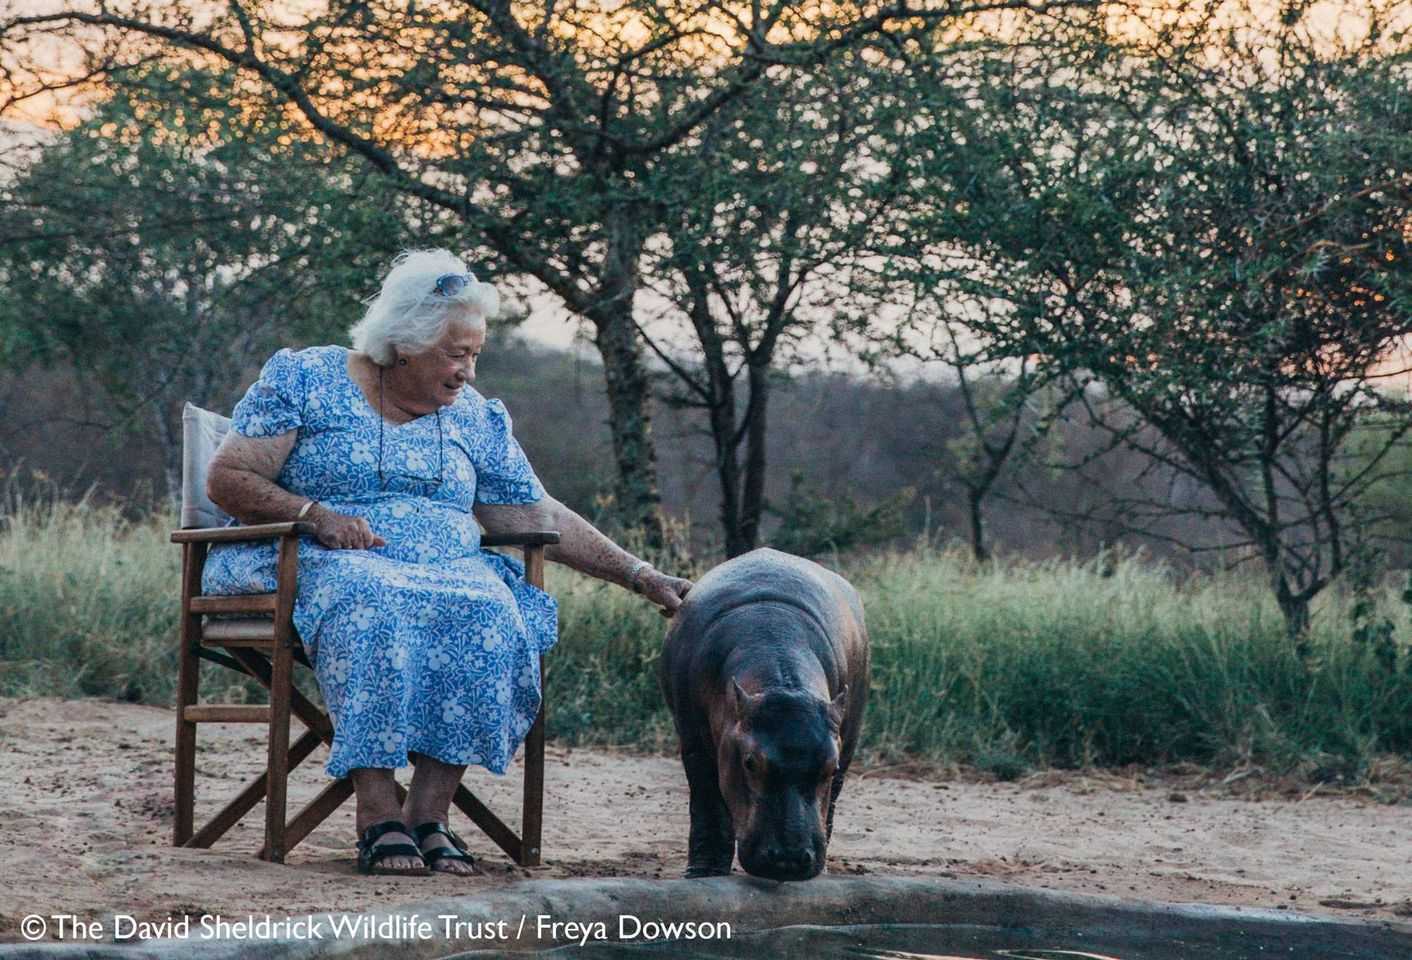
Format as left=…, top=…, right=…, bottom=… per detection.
left=639, top=569, right=692, bottom=615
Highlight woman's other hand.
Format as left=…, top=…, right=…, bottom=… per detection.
left=311, top=505, right=387, bottom=550
left=639, top=568, right=692, bottom=615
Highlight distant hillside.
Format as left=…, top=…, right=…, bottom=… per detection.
left=1, top=332, right=1234, bottom=562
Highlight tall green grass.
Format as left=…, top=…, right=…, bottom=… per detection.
left=3, top=489, right=1410, bottom=775
left=851, top=549, right=1412, bottom=775
left=1, top=489, right=180, bottom=703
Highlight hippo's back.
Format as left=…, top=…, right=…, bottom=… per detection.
left=674, top=548, right=858, bottom=634
left=661, top=549, right=867, bottom=715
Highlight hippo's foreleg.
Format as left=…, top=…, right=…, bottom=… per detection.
left=681, top=741, right=735, bottom=878
left=826, top=768, right=846, bottom=842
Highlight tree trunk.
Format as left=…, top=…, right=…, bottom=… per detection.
left=1276, top=582, right=1313, bottom=659
left=734, top=362, right=771, bottom=557
left=707, top=379, right=744, bottom=558
left=684, top=274, right=751, bottom=556
left=154, top=400, right=183, bottom=509
left=967, top=486, right=990, bottom=563
left=579, top=204, right=663, bottom=543
left=591, top=305, right=663, bottom=544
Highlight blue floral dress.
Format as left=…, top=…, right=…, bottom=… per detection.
left=201, top=345, right=558, bottom=780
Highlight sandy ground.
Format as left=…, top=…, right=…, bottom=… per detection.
left=0, top=696, right=1408, bottom=944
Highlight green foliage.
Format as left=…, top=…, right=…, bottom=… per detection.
left=0, top=64, right=432, bottom=496
left=767, top=471, right=913, bottom=558
left=1, top=0, right=1086, bottom=545
left=3, top=64, right=411, bottom=358
left=894, top=4, right=1412, bottom=638
left=1343, top=525, right=1407, bottom=680
left=7, top=497, right=1410, bottom=777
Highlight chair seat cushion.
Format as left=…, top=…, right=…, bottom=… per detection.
left=202, top=617, right=281, bottom=643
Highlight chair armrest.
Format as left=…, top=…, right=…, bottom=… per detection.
left=172, top=522, right=316, bottom=544
left=481, top=531, right=561, bottom=548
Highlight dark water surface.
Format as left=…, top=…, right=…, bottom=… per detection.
left=525, top=921, right=1408, bottom=959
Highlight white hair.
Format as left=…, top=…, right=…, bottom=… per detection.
left=349, top=248, right=500, bottom=365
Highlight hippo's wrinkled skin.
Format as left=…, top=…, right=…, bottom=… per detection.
left=660, top=548, right=870, bottom=881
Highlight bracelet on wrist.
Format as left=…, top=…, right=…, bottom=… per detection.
left=296, top=499, right=318, bottom=520
left=628, top=559, right=653, bottom=594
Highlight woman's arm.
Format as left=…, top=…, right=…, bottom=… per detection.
left=474, top=495, right=691, bottom=612
left=207, top=432, right=384, bottom=550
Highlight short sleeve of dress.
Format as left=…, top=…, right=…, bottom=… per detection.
left=468, top=397, right=545, bottom=505
left=231, top=348, right=306, bottom=438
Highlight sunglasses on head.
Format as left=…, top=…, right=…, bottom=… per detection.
left=432, top=273, right=475, bottom=298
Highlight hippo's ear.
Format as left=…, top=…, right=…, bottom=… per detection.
left=828, top=685, right=848, bottom=731
left=731, top=679, right=762, bottom=726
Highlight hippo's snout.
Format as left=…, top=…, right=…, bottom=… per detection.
left=739, top=833, right=826, bottom=881
left=764, top=845, right=820, bottom=881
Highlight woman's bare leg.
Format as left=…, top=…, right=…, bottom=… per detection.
left=351, top=768, right=422, bottom=872
left=403, top=753, right=475, bottom=875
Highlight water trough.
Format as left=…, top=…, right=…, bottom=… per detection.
left=3, top=876, right=1408, bottom=959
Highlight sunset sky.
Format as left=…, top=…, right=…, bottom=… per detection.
left=2, top=0, right=1407, bottom=357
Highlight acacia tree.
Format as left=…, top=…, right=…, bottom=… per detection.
left=837, top=26, right=1091, bottom=564
left=889, top=310, right=1069, bottom=563
left=902, top=1, right=1412, bottom=642
left=0, top=69, right=423, bottom=500
left=0, top=0, right=1090, bottom=537
left=640, top=48, right=912, bottom=556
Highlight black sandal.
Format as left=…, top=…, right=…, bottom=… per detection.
left=412, top=821, right=477, bottom=874
left=356, top=819, right=428, bottom=876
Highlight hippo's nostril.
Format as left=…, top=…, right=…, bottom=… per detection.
left=771, top=848, right=814, bottom=875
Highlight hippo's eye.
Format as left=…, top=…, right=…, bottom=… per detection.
left=742, top=753, right=759, bottom=775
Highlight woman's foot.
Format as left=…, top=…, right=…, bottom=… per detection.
left=411, top=821, right=477, bottom=875
left=351, top=769, right=426, bottom=875
left=356, top=820, right=428, bottom=876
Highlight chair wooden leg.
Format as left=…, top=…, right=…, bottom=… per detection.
left=263, top=640, right=294, bottom=862
left=188, top=728, right=323, bottom=849
left=261, top=777, right=355, bottom=860
left=193, top=646, right=346, bottom=859
left=520, top=545, right=548, bottom=867
left=449, top=779, right=522, bottom=864
left=521, top=657, right=546, bottom=867
left=263, top=535, right=299, bottom=863
left=228, top=647, right=334, bottom=743
left=174, top=543, right=206, bottom=847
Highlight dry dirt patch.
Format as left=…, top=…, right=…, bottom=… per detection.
left=0, top=697, right=1407, bottom=942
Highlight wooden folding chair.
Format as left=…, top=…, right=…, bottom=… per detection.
left=171, top=402, right=559, bottom=865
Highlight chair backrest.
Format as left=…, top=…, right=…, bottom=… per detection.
left=181, top=402, right=233, bottom=530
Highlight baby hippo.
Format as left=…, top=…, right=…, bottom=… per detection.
left=660, top=548, right=870, bottom=881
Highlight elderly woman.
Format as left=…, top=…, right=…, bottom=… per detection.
left=203, top=248, right=691, bottom=876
